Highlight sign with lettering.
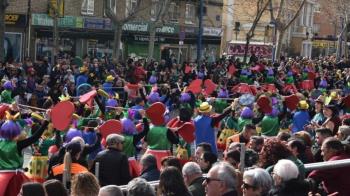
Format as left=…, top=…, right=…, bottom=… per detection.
left=227, top=43, right=272, bottom=58
left=123, top=22, right=148, bottom=32
left=203, top=27, right=222, bottom=37
left=5, top=14, right=26, bottom=27
left=133, top=35, right=166, bottom=42
left=32, top=14, right=83, bottom=28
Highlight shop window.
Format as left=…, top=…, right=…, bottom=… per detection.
left=185, top=3, right=195, bottom=24
left=126, top=0, right=138, bottom=17
left=150, top=0, right=161, bottom=21
left=104, top=0, right=116, bottom=17
left=81, top=0, right=94, bottom=16
left=168, top=2, right=179, bottom=23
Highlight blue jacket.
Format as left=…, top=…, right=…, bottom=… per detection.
left=140, top=166, right=160, bottom=182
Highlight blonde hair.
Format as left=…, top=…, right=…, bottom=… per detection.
left=71, top=172, right=100, bottom=196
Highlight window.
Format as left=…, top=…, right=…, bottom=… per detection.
left=185, top=3, right=195, bottom=24
left=81, top=0, right=94, bottom=16
left=168, top=2, right=179, bottom=22
left=150, top=0, right=161, bottom=21
left=126, top=0, right=138, bottom=17
left=104, top=0, right=116, bottom=17
left=313, top=23, right=320, bottom=34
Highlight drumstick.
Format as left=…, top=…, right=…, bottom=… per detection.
left=17, top=104, right=47, bottom=112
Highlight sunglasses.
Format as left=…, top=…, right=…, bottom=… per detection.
left=242, top=182, right=256, bottom=190
left=204, top=177, right=222, bottom=183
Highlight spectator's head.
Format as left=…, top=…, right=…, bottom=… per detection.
left=342, top=118, right=350, bottom=126
left=203, top=162, right=237, bottom=196
left=259, top=139, right=292, bottom=168
left=71, top=172, right=100, bottom=196
left=288, top=139, right=306, bottom=157
left=159, top=166, right=189, bottom=196
left=198, top=151, right=217, bottom=173
left=140, top=154, right=158, bottom=172
left=337, top=125, right=350, bottom=141
left=160, top=156, right=182, bottom=171
left=127, top=178, right=156, bottom=196
left=249, top=136, right=264, bottom=153
left=106, top=133, right=124, bottom=151
left=242, top=124, right=257, bottom=141
left=225, top=150, right=240, bottom=168
left=19, top=182, right=46, bottom=196
left=242, top=168, right=273, bottom=196
left=272, top=159, right=299, bottom=186
left=195, top=142, right=212, bottom=162
left=277, top=131, right=291, bottom=143
left=294, top=131, right=312, bottom=147
left=315, top=128, right=332, bottom=145
left=135, top=97, right=145, bottom=106
left=323, top=104, right=338, bottom=118
left=43, top=179, right=68, bottom=196
left=226, top=142, right=241, bottom=152
left=321, top=137, right=344, bottom=161
left=98, top=185, right=123, bottom=196
left=182, top=162, right=203, bottom=186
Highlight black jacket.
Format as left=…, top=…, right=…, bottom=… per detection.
left=90, top=148, right=131, bottom=186
left=268, top=179, right=310, bottom=196
left=140, top=165, right=160, bottom=182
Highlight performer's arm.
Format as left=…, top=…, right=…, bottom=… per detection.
left=17, top=120, right=49, bottom=152
left=211, top=107, right=232, bottom=127
left=167, top=129, right=179, bottom=144
left=133, top=118, right=149, bottom=146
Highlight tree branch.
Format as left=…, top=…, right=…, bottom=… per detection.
left=283, top=0, right=306, bottom=31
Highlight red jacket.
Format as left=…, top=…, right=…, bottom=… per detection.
left=308, top=153, right=350, bottom=196
left=133, top=66, right=146, bottom=83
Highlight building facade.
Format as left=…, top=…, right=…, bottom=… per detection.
left=4, top=0, right=223, bottom=63
left=221, top=0, right=316, bottom=60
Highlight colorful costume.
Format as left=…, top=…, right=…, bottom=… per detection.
left=0, top=111, right=48, bottom=196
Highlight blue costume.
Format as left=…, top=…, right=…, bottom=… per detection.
left=292, top=110, right=310, bottom=133
left=194, top=115, right=217, bottom=154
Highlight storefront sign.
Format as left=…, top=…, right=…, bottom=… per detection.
left=83, top=17, right=111, bottom=29
left=5, top=14, right=26, bottom=27
left=133, top=35, right=166, bottom=42
left=156, top=25, right=178, bottom=34
left=227, top=43, right=272, bottom=58
left=203, top=27, right=222, bottom=37
left=32, top=14, right=83, bottom=28
left=184, top=27, right=197, bottom=34
left=123, top=22, right=148, bottom=32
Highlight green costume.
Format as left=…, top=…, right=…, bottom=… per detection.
left=1, top=89, right=13, bottom=104
left=260, top=116, right=280, bottom=136
left=147, top=126, right=171, bottom=150
left=265, top=76, right=275, bottom=84
left=0, top=140, right=23, bottom=170
left=238, top=118, right=252, bottom=132
left=286, top=76, right=294, bottom=84
left=123, top=135, right=135, bottom=157
left=214, top=100, right=228, bottom=113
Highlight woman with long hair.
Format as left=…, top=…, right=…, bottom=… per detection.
left=158, top=166, right=191, bottom=196
left=71, top=172, right=100, bottom=196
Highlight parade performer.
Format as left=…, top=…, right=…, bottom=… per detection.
left=260, top=108, right=280, bottom=137
left=291, top=100, right=310, bottom=133
left=0, top=109, right=49, bottom=196
left=265, top=67, right=275, bottom=84
left=194, top=101, right=235, bottom=154
left=237, top=107, right=254, bottom=132
left=1, top=81, right=14, bottom=104
left=121, top=109, right=149, bottom=177
left=217, top=109, right=239, bottom=151
left=145, top=102, right=179, bottom=169
left=103, top=75, right=116, bottom=95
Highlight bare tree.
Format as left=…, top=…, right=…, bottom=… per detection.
left=48, top=0, right=64, bottom=65
left=0, top=0, right=9, bottom=62
left=243, top=0, right=270, bottom=62
left=269, top=0, right=306, bottom=60
left=326, top=0, right=350, bottom=59
left=104, top=0, right=142, bottom=63
left=148, top=0, right=170, bottom=62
